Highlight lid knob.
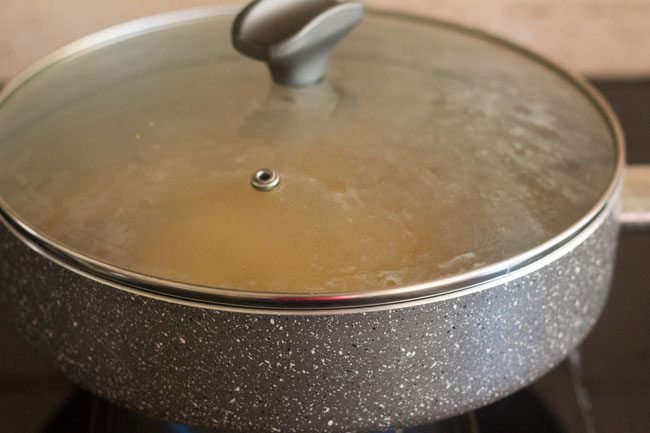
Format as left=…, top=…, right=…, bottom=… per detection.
left=232, top=0, right=365, bottom=87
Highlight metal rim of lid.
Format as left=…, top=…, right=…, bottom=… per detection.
left=0, top=4, right=625, bottom=312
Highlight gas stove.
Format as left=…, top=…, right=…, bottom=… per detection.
left=1, top=80, right=649, bottom=433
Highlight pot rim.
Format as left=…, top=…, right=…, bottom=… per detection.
left=0, top=4, right=625, bottom=311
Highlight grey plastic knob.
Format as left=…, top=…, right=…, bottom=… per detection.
left=232, top=0, right=365, bottom=87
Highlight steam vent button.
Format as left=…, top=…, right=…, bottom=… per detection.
left=251, top=168, right=280, bottom=191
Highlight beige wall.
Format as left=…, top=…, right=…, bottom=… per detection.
left=1, top=0, right=650, bottom=82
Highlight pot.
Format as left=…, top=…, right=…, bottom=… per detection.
left=0, top=1, right=643, bottom=432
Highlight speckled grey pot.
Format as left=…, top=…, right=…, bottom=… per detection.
left=0, top=203, right=618, bottom=433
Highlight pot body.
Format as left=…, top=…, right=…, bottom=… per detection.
left=0, top=207, right=618, bottom=432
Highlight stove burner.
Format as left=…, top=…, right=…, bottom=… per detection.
left=41, top=388, right=564, bottom=433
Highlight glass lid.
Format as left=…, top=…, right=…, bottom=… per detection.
left=0, top=5, right=621, bottom=308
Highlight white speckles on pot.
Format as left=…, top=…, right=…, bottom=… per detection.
left=0, top=213, right=618, bottom=433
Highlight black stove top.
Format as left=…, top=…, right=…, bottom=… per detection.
left=1, top=79, right=649, bottom=433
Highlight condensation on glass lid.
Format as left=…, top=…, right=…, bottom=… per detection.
left=0, top=11, right=618, bottom=294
